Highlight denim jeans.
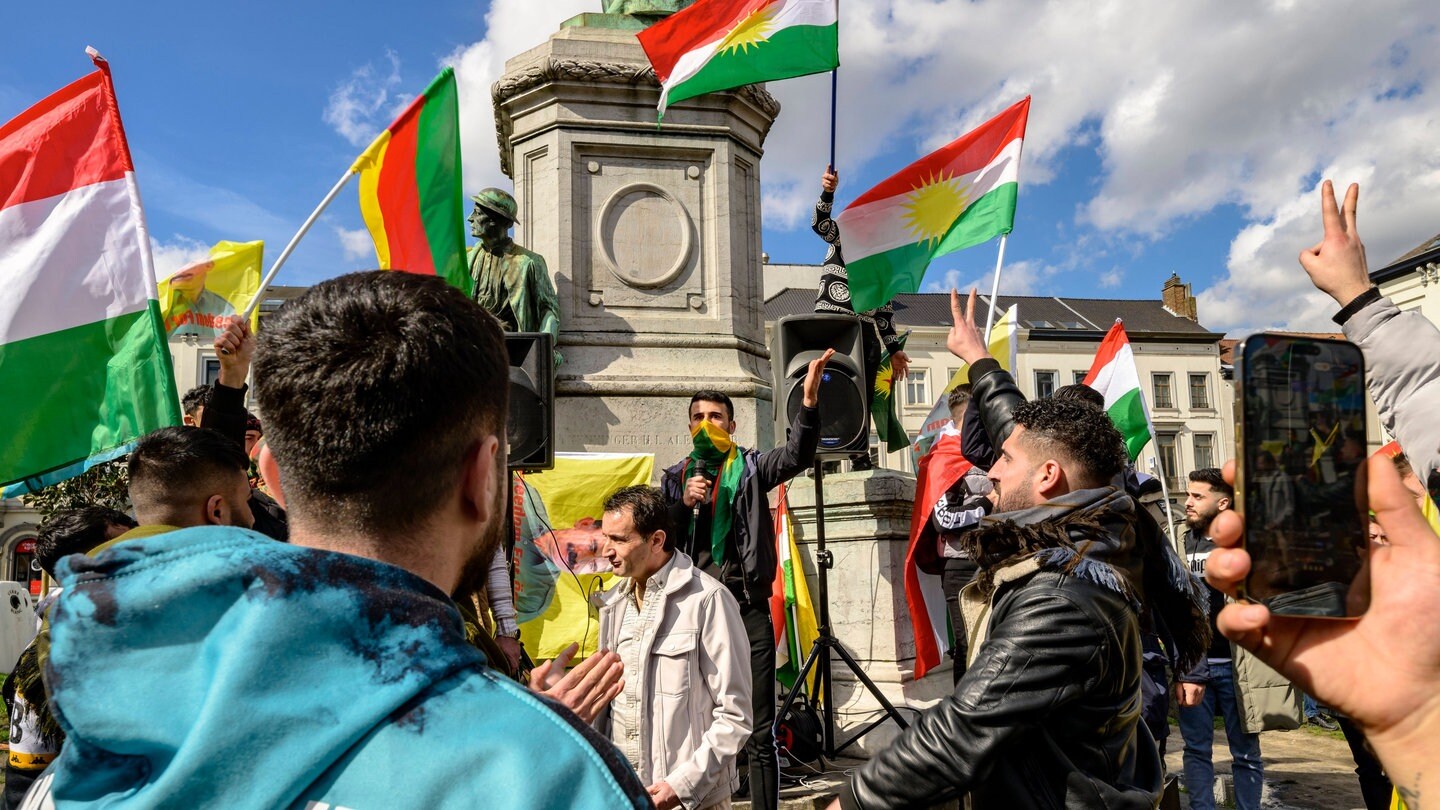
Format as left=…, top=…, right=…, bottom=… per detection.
left=1177, top=661, right=1264, bottom=810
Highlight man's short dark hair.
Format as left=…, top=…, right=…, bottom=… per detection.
left=603, top=486, right=674, bottom=551
left=689, top=391, right=734, bottom=422
left=35, top=506, right=136, bottom=576
left=947, top=384, right=973, bottom=411
left=1188, top=468, right=1234, bottom=500
left=181, top=385, right=212, bottom=418
left=1053, top=383, right=1104, bottom=409
left=253, top=271, right=508, bottom=534
left=128, top=426, right=251, bottom=515
left=1011, top=398, right=1126, bottom=489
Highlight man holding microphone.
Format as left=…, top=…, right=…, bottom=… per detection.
left=660, top=349, right=833, bottom=810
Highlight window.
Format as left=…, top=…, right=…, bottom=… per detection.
left=1034, top=370, right=1057, bottom=400
left=1157, top=432, right=1181, bottom=490
left=905, top=369, right=930, bottom=407
left=1152, top=373, right=1175, bottom=409
left=1189, top=373, right=1211, bottom=409
left=947, top=368, right=964, bottom=390
left=867, top=433, right=882, bottom=469
left=201, top=357, right=222, bottom=387
left=1073, top=370, right=1089, bottom=385
left=1194, top=433, right=1216, bottom=471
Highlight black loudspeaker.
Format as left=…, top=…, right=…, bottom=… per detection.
left=774, top=314, right=869, bottom=456
left=505, top=332, right=554, bottom=471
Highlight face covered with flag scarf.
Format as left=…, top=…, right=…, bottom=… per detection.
left=685, top=402, right=744, bottom=567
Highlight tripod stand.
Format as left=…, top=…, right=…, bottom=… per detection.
left=776, top=460, right=909, bottom=758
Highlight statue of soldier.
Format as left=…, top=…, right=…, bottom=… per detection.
left=602, top=0, right=695, bottom=16
left=467, top=188, right=562, bottom=365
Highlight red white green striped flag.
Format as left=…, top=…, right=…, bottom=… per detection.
left=0, top=54, right=181, bottom=490
left=838, top=97, right=1030, bottom=313
left=638, top=0, right=839, bottom=115
left=351, top=67, right=470, bottom=296
left=1081, top=320, right=1154, bottom=460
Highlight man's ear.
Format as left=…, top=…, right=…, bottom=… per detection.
left=204, top=494, right=226, bottom=526
left=1218, top=496, right=1232, bottom=512
left=1036, top=460, right=1065, bottom=497
left=463, top=435, right=504, bottom=527
left=183, top=413, right=198, bottom=426
left=651, top=530, right=667, bottom=552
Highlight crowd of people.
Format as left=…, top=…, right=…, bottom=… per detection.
left=2, top=177, right=1437, bottom=810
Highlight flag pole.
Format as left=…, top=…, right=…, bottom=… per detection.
left=1147, top=455, right=1180, bottom=552
left=828, top=68, right=838, bottom=171
left=982, top=234, right=1009, bottom=339
left=241, top=167, right=358, bottom=320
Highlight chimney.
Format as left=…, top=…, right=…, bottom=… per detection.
left=1162, top=273, right=1198, bottom=321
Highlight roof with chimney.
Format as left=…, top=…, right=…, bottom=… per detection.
left=765, top=288, right=1223, bottom=341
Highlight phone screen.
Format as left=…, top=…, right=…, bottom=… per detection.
left=1238, top=334, right=1369, bottom=618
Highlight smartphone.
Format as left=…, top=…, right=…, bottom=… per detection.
left=1235, top=333, right=1369, bottom=618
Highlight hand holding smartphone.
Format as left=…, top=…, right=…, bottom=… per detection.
left=1235, top=334, right=1370, bottom=618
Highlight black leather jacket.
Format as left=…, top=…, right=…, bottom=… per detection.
left=840, top=562, right=1162, bottom=810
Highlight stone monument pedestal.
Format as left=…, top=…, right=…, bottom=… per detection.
left=785, top=468, right=955, bottom=755
left=493, top=23, right=781, bottom=465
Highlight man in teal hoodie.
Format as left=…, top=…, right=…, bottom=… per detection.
left=30, top=272, right=651, bottom=809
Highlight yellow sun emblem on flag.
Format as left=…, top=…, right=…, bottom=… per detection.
left=718, top=4, right=779, bottom=55
left=875, top=360, right=894, bottom=397
left=902, top=171, right=970, bottom=249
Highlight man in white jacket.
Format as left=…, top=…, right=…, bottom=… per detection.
left=595, top=485, right=753, bottom=810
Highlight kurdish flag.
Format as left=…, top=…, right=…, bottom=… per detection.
left=838, top=97, right=1030, bottom=313
left=771, top=484, right=820, bottom=695
left=871, top=332, right=910, bottom=453
left=352, top=68, right=470, bottom=296
left=0, top=54, right=180, bottom=490
left=638, top=0, right=839, bottom=115
left=1081, top=320, right=1154, bottom=460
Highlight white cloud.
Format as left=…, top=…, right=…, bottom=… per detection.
left=323, top=51, right=404, bottom=147
left=1098, top=268, right=1124, bottom=289
left=443, top=1, right=594, bottom=194
left=923, top=259, right=1057, bottom=298
left=753, top=0, right=1440, bottom=332
left=150, top=235, right=210, bottom=282
left=334, top=226, right=374, bottom=262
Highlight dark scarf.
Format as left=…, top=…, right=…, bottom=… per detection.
left=963, top=485, right=1211, bottom=672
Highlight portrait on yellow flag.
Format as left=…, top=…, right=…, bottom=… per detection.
left=157, top=240, right=263, bottom=338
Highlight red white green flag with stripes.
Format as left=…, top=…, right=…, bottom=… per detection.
left=351, top=68, right=470, bottom=296
left=0, top=53, right=181, bottom=490
left=1081, top=320, right=1155, bottom=460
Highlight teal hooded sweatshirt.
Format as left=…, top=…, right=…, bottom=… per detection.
left=34, top=527, right=651, bottom=809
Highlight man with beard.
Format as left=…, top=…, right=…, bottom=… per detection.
left=831, top=290, right=1209, bottom=810
left=1178, top=468, right=1300, bottom=810
left=28, top=272, right=649, bottom=809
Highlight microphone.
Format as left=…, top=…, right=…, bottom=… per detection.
left=691, top=467, right=716, bottom=525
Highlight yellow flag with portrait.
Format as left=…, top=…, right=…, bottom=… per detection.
left=157, top=240, right=263, bottom=337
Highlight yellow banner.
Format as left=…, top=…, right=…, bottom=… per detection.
left=512, top=453, right=653, bottom=661
left=157, top=240, right=263, bottom=338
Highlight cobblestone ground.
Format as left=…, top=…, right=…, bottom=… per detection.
left=1161, top=724, right=1369, bottom=809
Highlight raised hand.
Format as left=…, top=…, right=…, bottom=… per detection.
left=214, top=316, right=253, bottom=388
left=801, top=348, right=836, bottom=408
left=821, top=167, right=838, bottom=194
left=946, top=289, right=990, bottom=365
left=1298, top=180, right=1371, bottom=308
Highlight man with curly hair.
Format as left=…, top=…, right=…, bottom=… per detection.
left=833, top=292, right=1210, bottom=810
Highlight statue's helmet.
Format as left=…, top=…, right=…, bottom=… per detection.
left=471, top=187, right=518, bottom=224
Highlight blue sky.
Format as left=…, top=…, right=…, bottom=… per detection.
left=5, top=1, right=1437, bottom=334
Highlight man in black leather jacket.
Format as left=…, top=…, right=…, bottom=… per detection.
left=833, top=292, right=1208, bottom=809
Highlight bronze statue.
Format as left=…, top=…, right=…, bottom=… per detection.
left=602, top=0, right=695, bottom=16
left=467, top=188, right=562, bottom=365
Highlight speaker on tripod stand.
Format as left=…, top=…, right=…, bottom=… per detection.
left=771, top=315, right=909, bottom=760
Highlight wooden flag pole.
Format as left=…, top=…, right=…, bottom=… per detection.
left=982, top=234, right=1009, bottom=340
left=241, top=167, right=358, bottom=321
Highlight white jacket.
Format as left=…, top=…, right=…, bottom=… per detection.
left=1342, top=295, right=1440, bottom=481
left=595, top=552, right=752, bottom=810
